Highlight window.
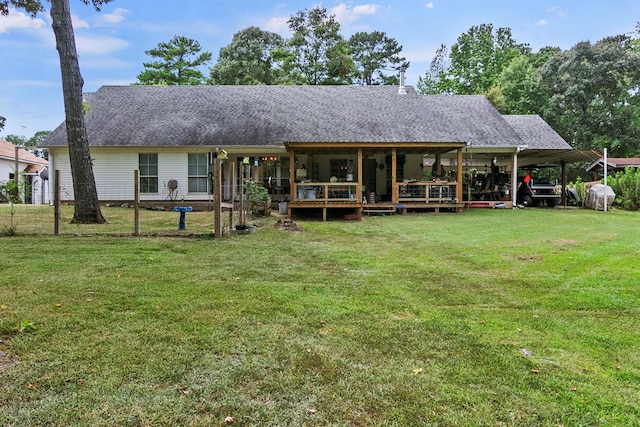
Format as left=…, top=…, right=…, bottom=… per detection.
left=188, top=153, right=208, bottom=193
left=139, top=153, right=158, bottom=193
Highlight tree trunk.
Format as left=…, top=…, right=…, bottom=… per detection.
left=50, top=0, right=105, bottom=224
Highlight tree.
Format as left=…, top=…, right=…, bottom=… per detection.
left=0, top=0, right=43, bottom=15
left=51, top=0, right=106, bottom=222
left=3, top=0, right=107, bottom=223
left=539, top=35, right=640, bottom=156
left=348, top=31, right=408, bottom=85
left=493, top=47, right=561, bottom=115
left=417, top=24, right=530, bottom=96
left=492, top=55, right=539, bottom=114
left=5, top=131, right=51, bottom=158
left=136, top=36, right=212, bottom=85
left=0, top=115, right=5, bottom=131
left=209, top=27, right=285, bottom=85
left=417, top=43, right=452, bottom=94
left=286, top=6, right=355, bottom=85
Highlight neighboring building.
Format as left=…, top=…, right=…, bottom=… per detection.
left=41, top=84, right=594, bottom=218
left=0, top=137, right=49, bottom=204
left=586, top=157, right=640, bottom=179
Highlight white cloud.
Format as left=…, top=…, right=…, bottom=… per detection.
left=71, top=14, right=90, bottom=30
left=0, top=9, right=46, bottom=33
left=534, top=19, right=548, bottom=26
left=425, top=2, right=435, bottom=9
left=261, top=4, right=379, bottom=36
left=100, top=7, right=131, bottom=24
left=96, top=8, right=130, bottom=26
left=264, top=16, right=290, bottom=34
left=75, top=35, right=130, bottom=55
left=330, top=3, right=379, bottom=24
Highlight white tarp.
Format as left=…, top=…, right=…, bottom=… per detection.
left=586, top=184, right=615, bottom=211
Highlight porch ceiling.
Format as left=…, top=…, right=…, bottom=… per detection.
left=284, top=141, right=466, bottom=155
left=518, top=148, right=602, bottom=166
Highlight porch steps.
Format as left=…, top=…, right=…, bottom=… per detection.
left=363, top=205, right=397, bottom=216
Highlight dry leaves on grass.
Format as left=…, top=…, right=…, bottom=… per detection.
left=515, top=255, right=542, bottom=262
left=0, top=350, right=19, bottom=372
left=272, top=219, right=303, bottom=232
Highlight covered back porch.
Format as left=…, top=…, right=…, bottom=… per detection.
left=285, top=141, right=467, bottom=220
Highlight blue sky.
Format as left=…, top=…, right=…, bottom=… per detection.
left=1, top=0, right=639, bottom=138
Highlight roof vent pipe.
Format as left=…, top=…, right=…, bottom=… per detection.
left=398, top=67, right=407, bottom=95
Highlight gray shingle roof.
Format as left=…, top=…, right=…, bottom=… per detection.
left=42, top=85, right=566, bottom=150
left=502, top=115, right=571, bottom=150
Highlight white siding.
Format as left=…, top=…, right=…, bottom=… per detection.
left=50, top=148, right=216, bottom=202
left=94, top=152, right=137, bottom=199
left=0, top=157, right=49, bottom=204
left=0, top=158, right=13, bottom=181
left=50, top=150, right=137, bottom=201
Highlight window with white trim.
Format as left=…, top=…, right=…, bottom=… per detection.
left=188, top=153, right=208, bottom=193
left=139, top=153, right=158, bottom=193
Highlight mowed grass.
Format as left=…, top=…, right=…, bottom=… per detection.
left=1, top=208, right=639, bottom=426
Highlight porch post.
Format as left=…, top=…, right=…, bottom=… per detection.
left=456, top=148, right=463, bottom=203
left=391, top=149, right=398, bottom=204
left=511, top=151, right=518, bottom=208
left=357, top=148, right=363, bottom=203
left=561, top=160, right=567, bottom=206
left=213, top=156, right=222, bottom=238
left=289, top=148, right=296, bottom=202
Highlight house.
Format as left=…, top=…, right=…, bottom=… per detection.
left=586, top=157, right=640, bottom=179
left=41, top=84, right=595, bottom=219
left=0, top=137, right=49, bottom=204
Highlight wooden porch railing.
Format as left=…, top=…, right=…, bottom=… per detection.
left=292, top=181, right=460, bottom=204
left=294, top=182, right=360, bottom=202
left=397, top=181, right=459, bottom=203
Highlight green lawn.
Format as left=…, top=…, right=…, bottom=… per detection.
left=1, top=208, right=639, bottom=426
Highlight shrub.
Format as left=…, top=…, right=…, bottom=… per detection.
left=244, top=179, right=271, bottom=216
left=0, top=180, right=20, bottom=203
left=567, top=176, right=587, bottom=206
left=609, top=167, right=640, bottom=211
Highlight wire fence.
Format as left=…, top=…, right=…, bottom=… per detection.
left=0, top=170, right=270, bottom=236
left=0, top=203, right=247, bottom=237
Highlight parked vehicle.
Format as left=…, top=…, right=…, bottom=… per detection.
left=517, top=164, right=561, bottom=208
